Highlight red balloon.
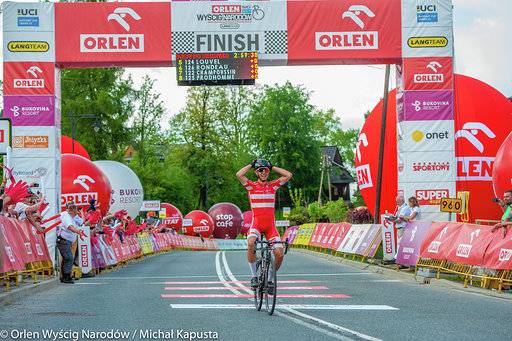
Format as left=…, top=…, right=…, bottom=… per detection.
left=61, top=135, right=91, bottom=160
left=61, top=154, right=112, bottom=215
left=354, top=89, right=397, bottom=218
left=358, top=74, right=512, bottom=222
left=208, top=203, right=243, bottom=239
left=492, top=132, right=512, bottom=199
left=183, top=210, right=214, bottom=238
left=241, top=211, right=253, bottom=236
left=160, top=203, right=183, bottom=230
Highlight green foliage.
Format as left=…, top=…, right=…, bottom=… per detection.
left=288, top=206, right=309, bottom=226
left=323, top=199, right=349, bottom=223
left=307, top=202, right=326, bottom=222
left=351, top=190, right=366, bottom=208
left=247, top=82, right=322, bottom=203
left=290, top=188, right=304, bottom=208
left=61, top=68, right=135, bottom=160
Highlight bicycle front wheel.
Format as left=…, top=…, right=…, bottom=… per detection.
left=254, top=260, right=263, bottom=311
left=264, top=253, right=277, bottom=315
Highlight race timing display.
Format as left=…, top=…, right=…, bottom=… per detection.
left=176, top=52, right=258, bottom=86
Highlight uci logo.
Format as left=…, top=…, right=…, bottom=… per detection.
left=18, top=8, right=38, bottom=16
left=417, top=5, right=436, bottom=13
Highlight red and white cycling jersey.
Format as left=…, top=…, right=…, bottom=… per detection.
left=244, top=179, right=283, bottom=241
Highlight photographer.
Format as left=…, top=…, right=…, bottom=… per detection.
left=491, top=189, right=512, bottom=237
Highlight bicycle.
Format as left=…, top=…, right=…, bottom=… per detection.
left=253, top=239, right=289, bottom=315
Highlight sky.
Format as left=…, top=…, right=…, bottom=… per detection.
left=1, top=0, right=511, bottom=131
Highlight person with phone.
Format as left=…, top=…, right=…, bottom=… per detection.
left=491, top=189, right=512, bottom=237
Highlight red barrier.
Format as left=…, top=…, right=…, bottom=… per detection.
left=483, top=232, right=512, bottom=270
left=310, top=223, right=330, bottom=247
left=329, top=223, right=352, bottom=251
left=445, top=224, right=494, bottom=266
left=420, top=222, right=460, bottom=260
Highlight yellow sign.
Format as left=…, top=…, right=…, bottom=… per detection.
left=440, top=198, right=462, bottom=213
left=407, top=36, right=448, bottom=48
left=159, top=210, right=166, bottom=219
left=8, top=41, right=49, bottom=52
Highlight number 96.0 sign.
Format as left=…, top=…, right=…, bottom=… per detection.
left=440, top=198, right=462, bottom=214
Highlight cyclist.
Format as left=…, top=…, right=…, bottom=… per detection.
left=236, top=159, right=292, bottom=294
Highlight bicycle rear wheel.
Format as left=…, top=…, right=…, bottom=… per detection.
left=264, top=253, right=277, bottom=315
left=254, top=260, right=263, bottom=311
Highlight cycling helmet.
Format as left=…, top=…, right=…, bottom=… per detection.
left=253, top=159, right=272, bottom=169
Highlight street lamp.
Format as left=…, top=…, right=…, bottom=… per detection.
left=64, top=112, right=101, bottom=153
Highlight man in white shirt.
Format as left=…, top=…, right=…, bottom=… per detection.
left=57, top=201, right=85, bottom=284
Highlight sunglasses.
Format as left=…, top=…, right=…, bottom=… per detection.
left=256, top=168, right=269, bottom=173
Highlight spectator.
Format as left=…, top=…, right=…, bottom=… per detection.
left=57, top=201, right=85, bottom=284
left=400, top=197, right=421, bottom=222
left=491, top=189, right=512, bottom=237
left=394, top=195, right=412, bottom=239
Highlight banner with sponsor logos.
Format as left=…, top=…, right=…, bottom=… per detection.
left=419, top=221, right=459, bottom=260
left=3, top=62, right=55, bottom=95
left=55, top=2, right=172, bottom=67
left=171, top=0, right=287, bottom=65
left=396, top=220, right=431, bottom=265
left=483, top=233, right=512, bottom=270
left=337, top=224, right=372, bottom=254
left=287, top=0, right=402, bottom=65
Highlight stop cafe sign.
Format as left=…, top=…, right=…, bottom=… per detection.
left=182, top=210, right=214, bottom=238
left=208, top=203, right=243, bottom=239
left=61, top=154, right=112, bottom=215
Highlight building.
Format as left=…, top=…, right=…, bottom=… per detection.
left=321, top=146, right=355, bottom=202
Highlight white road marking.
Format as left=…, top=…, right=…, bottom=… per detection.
left=220, top=251, right=386, bottom=341
left=74, top=282, right=107, bottom=285
left=274, top=311, right=354, bottom=341
left=170, top=304, right=398, bottom=310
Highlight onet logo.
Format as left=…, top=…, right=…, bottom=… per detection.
left=355, top=133, right=368, bottom=162
left=454, top=122, right=496, bottom=153
left=73, top=175, right=96, bottom=191
left=342, top=5, right=375, bottom=29
left=27, top=65, right=43, bottom=78
left=107, top=7, right=141, bottom=32
left=426, top=61, right=442, bottom=73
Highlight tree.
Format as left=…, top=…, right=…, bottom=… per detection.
left=61, top=68, right=135, bottom=160
left=132, top=75, right=165, bottom=166
left=247, top=82, right=322, bottom=204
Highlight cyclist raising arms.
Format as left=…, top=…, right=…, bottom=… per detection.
left=236, top=159, right=292, bottom=293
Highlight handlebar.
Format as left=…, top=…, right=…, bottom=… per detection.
left=255, top=238, right=290, bottom=254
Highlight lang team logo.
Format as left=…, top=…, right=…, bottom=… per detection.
left=80, top=7, right=144, bottom=53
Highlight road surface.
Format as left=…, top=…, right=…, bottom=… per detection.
left=1, top=250, right=511, bottom=341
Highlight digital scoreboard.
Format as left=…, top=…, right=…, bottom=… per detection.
left=176, top=52, right=258, bottom=86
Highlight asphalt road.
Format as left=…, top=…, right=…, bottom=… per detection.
left=1, top=250, right=511, bottom=341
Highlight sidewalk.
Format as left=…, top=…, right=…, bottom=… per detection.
left=0, top=275, right=59, bottom=305
left=296, top=248, right=512, bottom=302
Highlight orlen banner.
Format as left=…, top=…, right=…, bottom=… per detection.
left=182, top=210, right=214, bottom=238
left=171, top=1, right=287, bottom=65
left=357, top=74, right=512, bottom=223
left=55, top=2, right=171, bottom=67
left=3, top=62, right=55, bottom=95
left=61, top=154, right=112, bottom=215
left=94, top=160, right=144, bottom=218
left=287, top=0, right=402, bottom=65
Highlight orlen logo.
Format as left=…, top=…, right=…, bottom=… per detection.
left=455, top=244, right=472, bottom=258
left=427, top=241, right=441, bottom=253
left=73, top=175, right=95, bottom=191
left=414, top=61, right=444, bottom=84
left=316, top=5, right=378, bottom=51
left=356, top=164, right=373, bottom=190
left=14, top=66, right=44, bottom=89
left=455, top=123, right=496, bottom=181
left=498, top=248, right=512, bottom=262
left=80, top=7, right=144, bottom=53
left=416, top=189, right=449, bottom=205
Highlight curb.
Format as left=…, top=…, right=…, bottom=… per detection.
left=0, top=277, right=60, bottom=305
left=295, top=248, right=512, bottom=301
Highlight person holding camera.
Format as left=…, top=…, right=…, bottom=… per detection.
left=491, top=189, right=512, bottom=237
